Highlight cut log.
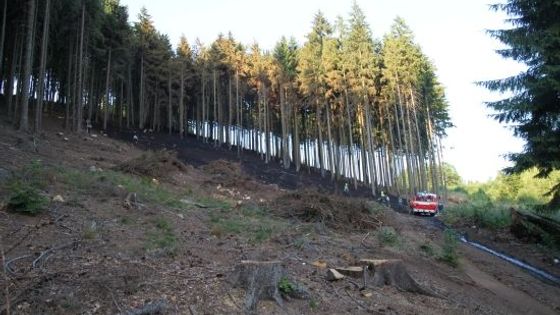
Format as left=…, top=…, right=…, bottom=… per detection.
left=334, top=266, right=363, bottom=278
left=326, top=268, right=345, bottom=281
left=230, top=260, right=284, bottom=314
left=359, top=259, right=433, bottom=295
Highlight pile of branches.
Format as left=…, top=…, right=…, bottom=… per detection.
left=114, top=150, right=187, bottom=178
left=202, top=160, right=251, bottom=188
left=270, top=190, right=383, bottom=231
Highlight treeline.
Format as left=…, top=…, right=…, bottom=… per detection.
left=454, top=169, right=560, bottom=211
left=0, top=0, right=452, bottom=197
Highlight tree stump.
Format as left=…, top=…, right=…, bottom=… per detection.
left=230, top=260, right=284, bottom=314
left=359, top=259, right=433, bottom=295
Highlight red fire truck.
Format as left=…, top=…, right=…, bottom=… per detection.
left=409, top=192, right=439, bottom=216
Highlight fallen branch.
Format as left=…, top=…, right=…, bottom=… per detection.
left=227, top=291, right=241, bottom=311
left=188, top=304, right=198, bottom=315
left=103, top=285, right=123, bottom=314
left=361, top=232, right=372, bottom=249
left=344, top=288, right=366, bottom=310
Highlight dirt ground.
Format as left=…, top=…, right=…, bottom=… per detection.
left=1, top=114, right=560, bottom=315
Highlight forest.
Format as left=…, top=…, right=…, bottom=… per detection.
left=0, top=0, right=452, bottom=199
left=1, top=1, right=560, bottom=314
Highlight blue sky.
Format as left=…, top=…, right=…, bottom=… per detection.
left=120, top=0, right=525, bottom=182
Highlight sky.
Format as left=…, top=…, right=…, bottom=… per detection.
left=120, top=0, right=525, bottom=182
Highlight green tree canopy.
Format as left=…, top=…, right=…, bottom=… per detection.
left=480, top=0, right=560, bottom=211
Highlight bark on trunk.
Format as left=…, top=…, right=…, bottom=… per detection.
left=19, top=0, right=36, bottom=132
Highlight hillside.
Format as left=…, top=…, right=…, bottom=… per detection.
left=1, top=115, right=560, bottom=315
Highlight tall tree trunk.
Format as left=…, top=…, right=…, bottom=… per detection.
left=103, top=48, right=111, bottom=131
left=19, top=0, right=36, bottom=132
left=228, top=74, right=232, bottom=148
left=410, top=89, right=427, bottom=191
left=325, top=102, right=334, bottom=180
left=316, top=99, right=324, bottom=177
left=425, top=104, right=438, bottom=193
left=139, top=54, right=144, bottom=129
left=167, top=67, right=172, bottom=135
left=264, top=84, right=270, bottom=163
left=127, top=63, right=133, bottom=128
left=236, top=69, right=240, bottom=155
left=87, top=62, right=95, bottom=122
left=397, top=85, right=413, bottom=195
left=201, top=71, right=206, bottom=141
left=344, top=89, right=356, bottom=188
left=280, top=85, right=290, bottom=169
left=65, top=44, right=74, bottom=130
left=405, top=101, right=417, bottom=192
left=388, top=110, right=400, bottom=197
left=34, top=2, right=51, bottom=129
left=0, top=0, right=7, bottom=83
left=293, top=103, right=300, bottom=172
left=364, top=99, right=377, bottom=195
left=212, top=69, right=217, bottom=144
left=75, top=1, right=85, bottom=132
left=118, top=79, right=124, bottom=129
left=179, top=63, right=185, bottom=138
left=6, top=31, right=19, bottom=120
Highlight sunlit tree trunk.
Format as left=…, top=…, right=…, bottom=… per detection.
left=316, top=99, right=325, bottom=176
left=167, top=67, right=172, bottom=135
left=344, top=89, right=356, bottom=188
left=179, top=63, right=185, bottom=138
left=6, top=31, right=20, bottom=120
left=325, top=102, right=335, bottom=180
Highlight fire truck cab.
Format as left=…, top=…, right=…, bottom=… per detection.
left=409, top=192, right=439, bottom=216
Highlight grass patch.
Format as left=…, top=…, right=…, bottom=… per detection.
left=145, top=217, right=177, bottom=255
left=309, top=299, right=319, bottom=310
left=58, top=168, right=189, bottom=210
left=120, top=216, right=132, bottom=225
left=209, top=205, right=286, bottom=243
left=376, top=226, right=399, bottom=247
left=82, top=223, right=98, bottom=240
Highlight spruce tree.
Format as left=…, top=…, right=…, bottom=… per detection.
left=481, top=0, right=560, bottom=211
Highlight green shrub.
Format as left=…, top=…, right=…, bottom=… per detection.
left=442, top=201, right=511, bottom=229
left=419, top=242, right=435, bottom=257
left=278, top=277, right=295, bottom=294
left=6, top=182, right=48, bottom=215
left=3, top=161, right=50, bottom=215
left=438, top=229, right=459, bottom=267
left=377, top=226, right=399, bottom=246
